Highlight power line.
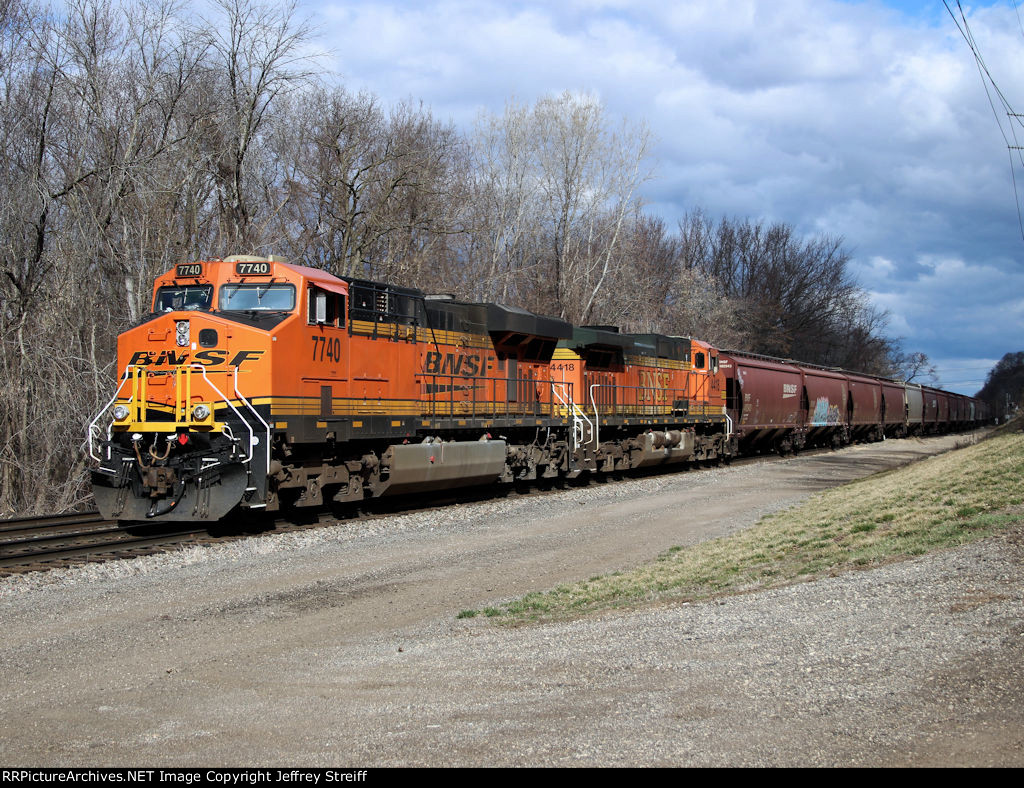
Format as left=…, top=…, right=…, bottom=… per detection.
left=944, top=0, right=1024, bottom=240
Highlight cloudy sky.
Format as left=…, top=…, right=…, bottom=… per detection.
left=302, top=0, right=1024, bottom=394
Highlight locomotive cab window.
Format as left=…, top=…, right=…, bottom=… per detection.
left=308, top=286, right=345, bottom=327
left=219, top=283, right=295, bottom=312
left=155, top=285, right=213, bottom=313
left=695, top=352, right=706, bottom=369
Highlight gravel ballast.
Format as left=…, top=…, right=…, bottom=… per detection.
left=0, top=433, right=1020, bottom=766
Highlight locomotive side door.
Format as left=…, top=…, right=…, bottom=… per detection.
left=307, top=284, right=348, bottom=417
left=708, top=352, right=723, bottom=414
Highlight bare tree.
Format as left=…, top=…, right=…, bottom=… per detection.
left=365, top=100, right=470, bottom=289
left=0, top=0, right=115, bottom=514
left=0, top=0, right=313, bottom=515
left=977, top=351, right=1024, bottom=415
left=532, top=92, right=652, bottom=322
left=465, top=93, right=652, bottom=320
left=272, top=88, right=469, bottom=285
left=677, top=210, right=897, bottom=371
left=468, top=99, right=542, bottom=303
left=54, top=0, right=212, bottom=321
left=893, top=350, right=939, bottom=385
left=274, top=87, right=393, bottom=273
left=199, top=0, right=316, bottom=252
left=593, top=215, right=745, bottom=344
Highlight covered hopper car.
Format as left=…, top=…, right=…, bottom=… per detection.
left=719, top=350, right=991, bottom=455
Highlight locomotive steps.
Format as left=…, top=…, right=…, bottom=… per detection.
left=471, top=424, right=1024, bottom=622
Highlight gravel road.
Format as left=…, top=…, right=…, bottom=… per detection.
left=0, top=432, right=1020, bottom=767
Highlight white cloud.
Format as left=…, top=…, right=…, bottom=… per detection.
left=309, top=0, right=1024, bottom=388
left=868, top=252, right=1024, bottom=390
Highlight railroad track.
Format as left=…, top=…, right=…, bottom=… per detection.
left=0, top=436, right=974, bottom=576
left=0, top=504, right=360, bottom=575
left=0, top=512, right=215, bottom=575
left=0, top=457, right=771, bottom=576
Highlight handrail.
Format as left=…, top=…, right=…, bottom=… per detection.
left=589, top=383, right=603, bottom=447
left=87, top=364, right=269, bottom=472
left=228, top=365, right=271, bottom=474
left=553, top=382, right=592, bottom=449
left=87, top=366, right=138, bottom=462
left=414, top=372, right=726, bottom=422
left=181, top=364, right=264, bottom=466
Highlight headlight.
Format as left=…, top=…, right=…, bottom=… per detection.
left=112, top=405, right=130, bottom=421
left=192, top=404, right=211, bottom=421
left=176, top=320, right=190, bottom=347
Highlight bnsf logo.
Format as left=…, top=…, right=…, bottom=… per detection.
left=424, top=351, right=481, bottom=376
left=127, top=350, right=265, bottom=367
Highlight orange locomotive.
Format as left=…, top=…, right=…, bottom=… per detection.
left=88, top=256, right=732, bottom=521
left=549, top=328, right=731, bottom=471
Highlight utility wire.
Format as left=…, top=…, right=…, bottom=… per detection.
left=944, top=0, right=1024, bottom=240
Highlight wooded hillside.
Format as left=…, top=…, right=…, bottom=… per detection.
left=0, top=0, right=922, bottom=514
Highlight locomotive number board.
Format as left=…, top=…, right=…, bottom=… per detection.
left=235, top=261, right=272, bottom=275
left=176, top=263, right=203, bottom=277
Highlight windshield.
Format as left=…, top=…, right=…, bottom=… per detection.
left=219, top=283, right=295, bottom=312
left=155, top=285, right=213, bottom=312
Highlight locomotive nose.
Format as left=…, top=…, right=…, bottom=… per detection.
left=88, top=359, right=267, bottom=522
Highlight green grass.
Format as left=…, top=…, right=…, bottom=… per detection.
left=463, top=429, right=1024, bottom=624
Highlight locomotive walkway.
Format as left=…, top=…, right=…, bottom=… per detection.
left=0, top=432, right=1020, bottom=766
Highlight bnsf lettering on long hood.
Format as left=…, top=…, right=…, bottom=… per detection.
left=423, top=350, right=482, bottom=376
left=126, top=349, right=265, bottom=367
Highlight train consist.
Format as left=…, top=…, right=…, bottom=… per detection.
left=720, top=351, right=990, bottom=454
left=88, top=256, right=991, bottom=522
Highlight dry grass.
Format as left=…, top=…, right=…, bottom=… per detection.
left=474, top=431, right=1024, bottom=622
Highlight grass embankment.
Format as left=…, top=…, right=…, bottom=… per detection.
left=459, top=428, right=1024, bottom=623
